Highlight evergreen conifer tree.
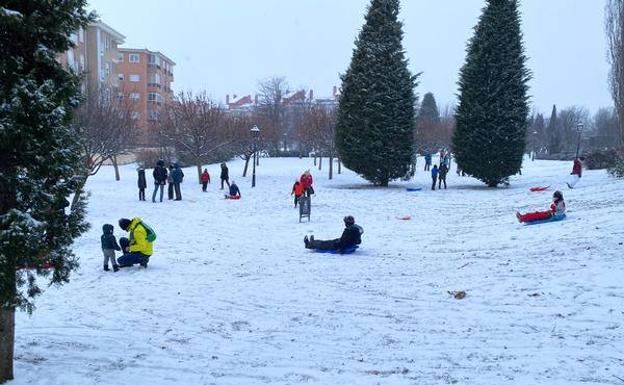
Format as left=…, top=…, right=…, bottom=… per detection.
left=419, top=92, right=440, bottom=124
left=452, top=0, right=530, bottom=187
left=0, top=2, right=91, bottom=381
left=335, top=0, right=418, bottom=186
left=547, top=105, right=561, bottom=154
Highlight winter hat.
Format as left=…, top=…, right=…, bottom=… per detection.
left=118, top=218, right=132, bottom=231
left=156, top=159, right=164, bottom=167
left=102, top=223, right=114, bottom=234
left=553, top=191, right=563, bottom=200
left=343, top=215, right=355, bottom=226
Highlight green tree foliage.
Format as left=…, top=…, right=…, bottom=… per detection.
left=453, top=0, right=530, bottom=187
left=0, top=1, right=92, bottom=381
left=335, top=0, right=418, bottom=186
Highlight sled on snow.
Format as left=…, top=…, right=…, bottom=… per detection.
left=406, top=186, right=422, bottom=192
left=529, top=186, right=550, bottom=192
left=314, top=245, right=359, bottom=254
left=524, top=213, right=566, bottom=225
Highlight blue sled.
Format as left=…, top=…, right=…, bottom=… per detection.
left=406, top=187, right=422, bottom=192
left=524, top=213, right=566, bottom=225
left=314, top=245, right=359, bottom=254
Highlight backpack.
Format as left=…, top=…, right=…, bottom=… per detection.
left=140, top=222, right=157, bottom=242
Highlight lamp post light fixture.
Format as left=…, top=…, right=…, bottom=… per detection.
left=251, top=125, right=260, bottom=188
left=575, top=122, right=584, bottom=158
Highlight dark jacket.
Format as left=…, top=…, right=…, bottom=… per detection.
left=138, top=169, right=147, bottom=189
left=220, top=164, right=229, bottom=180
left=338, top=224, right=363, bottom=250
left=439, top=163, right=448, bottom=178
left=431, top=166, right=439, bottom=178
left=172, top=166, right=184, bottom=184
left=101, top=224, right=121, bottom=251
left=153, top=165, right=168, bottom=185
left=425, top=154, right=432, bottom=164
left=229, top=183, right=240, bottom=197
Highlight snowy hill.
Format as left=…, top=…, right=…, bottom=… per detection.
left=11, top=157, right=624, bottom=385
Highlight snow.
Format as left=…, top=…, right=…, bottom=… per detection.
left=0, top=7, right=23, bottom=18
left=11, top=157, right=624, bottom=385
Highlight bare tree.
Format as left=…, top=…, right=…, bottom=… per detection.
left=257, top=76, right=289, bottom=154
left=606, top=0, right=624, bottom=147
left=159, top=92, right=234, bottom=182
left=301, top=106, right=337, bottom=178
left=228, top=112, right=257, bottom=177
left=71, top=86, right=137, bottom=208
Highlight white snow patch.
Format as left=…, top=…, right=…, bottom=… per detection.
left=10, top=157, right=624, bottom=385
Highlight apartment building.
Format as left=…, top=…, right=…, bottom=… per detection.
left=117, top=48, right=175, bottom=143
left=57, top=21, right=125, bottom=93
left=85, top=22, right=125, bottom=90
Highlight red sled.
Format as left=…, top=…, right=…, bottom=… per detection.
left=529, top=186, right=550, bottom=192
left=225, top=195, right=241, bottom=200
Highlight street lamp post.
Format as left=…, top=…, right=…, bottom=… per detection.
left=251, top=125, right=260, bottom=188
left=575, top=123, right=584, bottom=158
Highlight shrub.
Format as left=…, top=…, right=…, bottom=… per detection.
left=584, top=148, right=622, bottom=170
left=608, top=158, right=624, bottom=177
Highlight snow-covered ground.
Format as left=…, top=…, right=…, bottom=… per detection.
left=10, top=157, right=624, bottom=385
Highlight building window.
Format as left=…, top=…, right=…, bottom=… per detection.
left=105, top=62, right=111, bottom=77
left=148, top=111, right=159, bottom=121
left=118, top=73, right=124, bottom=81
left=118, top=53, right=124, bottom=63
left=148, top=73, right=161, bottom=85
left=129, top=74, right=140, bottom=82
left=147, top=92, right=162, bottom=103
left=148, top=54, right=160, bottom=66
left=79, top=55, right=85, bottom=71
left=131, top=111, right=140, bottom=120
left=129, top=92, right=140, bottom=101
left=129, top=54, right=140, bottom=63
left=117, top=92, right=124, bottom=100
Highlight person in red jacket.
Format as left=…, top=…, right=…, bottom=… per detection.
left=200, top=169, right=210, bottom=192
left=567, top=157, right=584, bottom=189
left=291, top=180, right=304, bottom=207
left=516, top=190, right=566, bottom=223
left=300, top=170, right=314, bottom=197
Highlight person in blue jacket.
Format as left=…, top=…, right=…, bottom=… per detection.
left=424, top=152, right=432, bottom=171
left=225, top=180, right=241, bottom=199
left=171, top=163, right=184, bottom=201
left=431, top=164, right=439, bottom=190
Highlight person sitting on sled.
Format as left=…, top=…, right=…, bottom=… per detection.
left=304, top=215, right=363, bottom=252
left=225, top=180, right=241, bottom=199
left=516, top=190, right=566, bottom=223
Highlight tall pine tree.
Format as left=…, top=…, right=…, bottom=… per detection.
left=453, top=0, right=530, bottom=187
left=547, top=105, right=561, bottom=154
left=419, top=92, right=440, bottom=124
left=0, top=2, right=91, bottom=381
left=335, top=0, right=418, bottom=186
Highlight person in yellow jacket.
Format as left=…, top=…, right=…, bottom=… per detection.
left=117, top=217, right=153, bottom=268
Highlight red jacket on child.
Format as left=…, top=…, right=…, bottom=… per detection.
left=292, top=182, right=304, bottom=196
left=300, top=174, right=313, bottom=189
left=201, top=171, right=210, bottom=183
left=572, top=159, right=582, bottom=176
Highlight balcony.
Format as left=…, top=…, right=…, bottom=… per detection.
left=147, top=83, right=162, bottom=89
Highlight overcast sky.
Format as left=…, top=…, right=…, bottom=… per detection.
left=88, top=0, right=611, bottom=115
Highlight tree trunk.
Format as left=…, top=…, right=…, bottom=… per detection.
left=70, top=179, right=87, bottom=211
left=338, top=159, right=341, bottom=174
left=242, top=155, right=251, bottom=177
left=0, top=307, right=15, bottom=383
left=313, top=155, right=317, bottom=166
left=329, top=153, right=334, bottom=180
left=318, top=156, right=322, bottom=171
left=196, top=162, right=202, bottom=184
left=111, top=156, right=121, bottom=181
left=256, top=153, right=259, bottom=166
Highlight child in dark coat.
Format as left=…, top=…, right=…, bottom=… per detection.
left=101, top=224, right=120, bottom=272
left=137, top=168, right=147, bottom=201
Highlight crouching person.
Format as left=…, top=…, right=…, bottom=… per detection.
left=117, top=217, right=155, bottom=268
left=304, top=215, right=363, bottom=253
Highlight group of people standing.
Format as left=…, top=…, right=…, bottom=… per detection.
left=291, top=169, right=314, bottom=207
left=137, top=160, right=239, bottom=202
left=142, top=160, right=185, bottom=203
left=425, top=150, right=452, bottom=190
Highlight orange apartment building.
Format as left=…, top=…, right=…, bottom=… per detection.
left=116, top=49, right=175, bottom=144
